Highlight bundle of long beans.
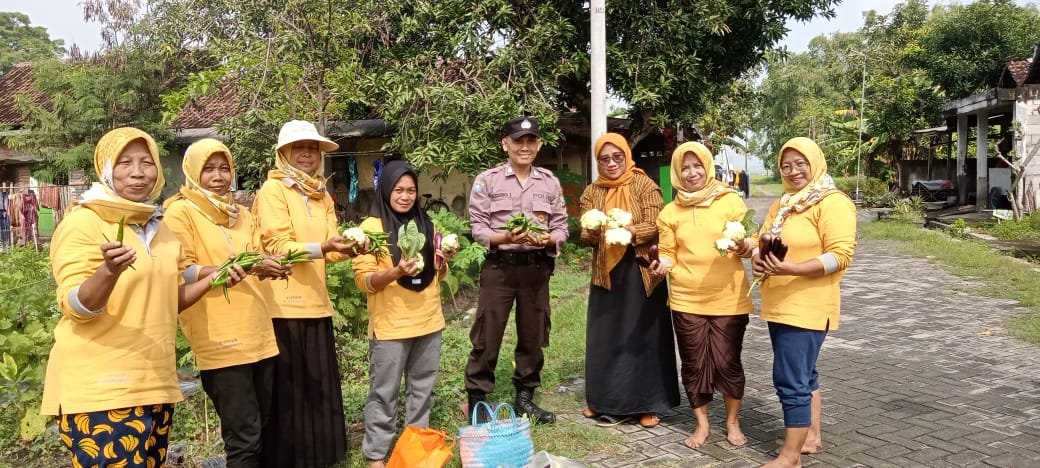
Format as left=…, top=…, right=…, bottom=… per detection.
left=210, top=251, right=264, bottom=302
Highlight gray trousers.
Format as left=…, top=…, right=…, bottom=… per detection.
left=362, top=330, right=442, bottom=461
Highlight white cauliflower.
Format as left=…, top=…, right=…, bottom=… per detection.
left=605, top=227, right=633, bottom=246
left=343, top=226, right=366, bottom=243
left=722, top=221, right=746, bottom=241
left=441, top=233, right=460, bottom=252
left=714, top=237, right=736, bottom=256
left=606, top=208, right=633, bottom=229
left=412, top=256, right=425, bottom=272
left=580, top=209, right=609, bottom=230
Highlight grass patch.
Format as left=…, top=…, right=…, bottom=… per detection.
left=750, top=175, right=782, bottom=197
left=862, top=221, right=1040, bottom=345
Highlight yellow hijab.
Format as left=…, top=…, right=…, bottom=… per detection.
left=72, top=127, right=165, bottom=224
left=164, top=138, right=241, bottom=227
left=670, top=142, right=734, bottom=207
left=592, top=133, right=645, bottom=280
left=768, top=137, right=840, bottom=234
left=268, top=145, right=328, bottom=199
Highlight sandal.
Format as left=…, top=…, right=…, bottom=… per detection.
left=594, top=414, right=631, bottom=427
left=582, top=407, right=599, bottom=419
left=638, top=413, right=660, bottom=428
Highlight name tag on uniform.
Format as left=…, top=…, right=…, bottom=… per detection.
left=412, top=278, right=422, bottom=285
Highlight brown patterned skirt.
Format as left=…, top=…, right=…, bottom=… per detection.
left=671, top=312, right=749, bottom=408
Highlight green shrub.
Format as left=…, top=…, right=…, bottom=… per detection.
left=0, top=247, right=58, bottom=447
left=987, top=213, right=1040, bottom=241
left=892, top=196, right=925, bottom=224
left=834, top=176, right=889, bottom=206
left=949, top=218, right=969, bottom=238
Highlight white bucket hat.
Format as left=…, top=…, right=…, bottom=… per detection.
left=276, top=120, right=339, bottom=153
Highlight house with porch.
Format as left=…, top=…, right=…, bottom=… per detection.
left=938, top=44, right=1040, bottom=212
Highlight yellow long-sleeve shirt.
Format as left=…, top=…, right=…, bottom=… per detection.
left=351, top=217, right=445, bottom=340
left=253, top=179, right=346, bottom=319
left=656, top=192, right=753, bottom=316
left=758, top=193, right=857, bottom=331
left=43, top=208, right=184, bottom=415
left=163, top=201, right=279, bottom=371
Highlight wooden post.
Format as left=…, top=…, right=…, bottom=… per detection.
left=977, top=110, right=989, bottom=210
left=957, top=115, right=968, bottom=204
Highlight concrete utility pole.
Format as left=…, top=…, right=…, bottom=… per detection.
left=590, top=0, right=606, bottom=181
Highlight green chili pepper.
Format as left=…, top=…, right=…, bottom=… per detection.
left=116, top=216, right=126, bottom=243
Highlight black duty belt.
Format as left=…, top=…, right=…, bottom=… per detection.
left=486, top=249, right=548, bottom=266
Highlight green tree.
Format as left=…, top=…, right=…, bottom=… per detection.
left=0, top=12, right=64, bottom=73
left=128, top=0, right=840, bottom=184
left=909, top=0, right=1040, bottom=99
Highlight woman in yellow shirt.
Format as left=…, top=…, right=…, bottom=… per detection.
left=753, top=137, right=856, bottom=468
left=651, top=142, right=754, bottom=449
left=45, top=127, right=239, bottom=467
left=163, top=138, right=290, bottom=467
left=351, top=160, right=455, bottom=468
left=252, top=120, right=364, bottom=468
left=579, top=133, right=678, bottom=429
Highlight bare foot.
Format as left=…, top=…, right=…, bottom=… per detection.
left=683, top=423, right=710, bottom=449
left=367, top=460, right=386, bottom=468
left=800, top=437, right=822, bottom=454
left=726, top=421, right=747, bottom=447
left=759, top=455, right=801, bottom=468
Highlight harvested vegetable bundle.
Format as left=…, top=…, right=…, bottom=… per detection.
left=504, top=213, right=546, bottom=233
left=635, top=244, right=659, bottom=268
left=101, top=216, right=135, bottom=270
left=433, top=232, right=460, bottom=268
left=397, top=220, right=427, bottom=273
left=280, top=249, right=313, bottom=266
left=209, top=251, right=264, bottom=302
left=747, top=233, right=789, bottom=296
left=714, top=210, right=757, bottom=256
left=342, top=224, right=390, bottom=258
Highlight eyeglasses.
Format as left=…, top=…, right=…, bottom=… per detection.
left=780, top=160, right=810, bottom=174
left=597, top=153, right=625, bottom=165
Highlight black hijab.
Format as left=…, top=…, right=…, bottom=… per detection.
left=369, top=160, right=437, bottom=292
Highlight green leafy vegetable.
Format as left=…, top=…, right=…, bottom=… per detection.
left=504, top=213, right=546, bottom=233
left=397, top=220, right=426, bottom=273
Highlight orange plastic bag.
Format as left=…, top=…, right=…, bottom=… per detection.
left=387, top=425, right=455, bottom=468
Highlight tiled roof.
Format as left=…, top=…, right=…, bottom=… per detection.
left=170, top=84, right=244, bottom=129
left=1006, top=59, right=1031, bottom=86
left=0, top=63, right=48, bottom=127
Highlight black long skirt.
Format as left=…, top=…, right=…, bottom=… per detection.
left=262, top=317, right=347, bottom=468
left=585, top=249, right=681, bottom=415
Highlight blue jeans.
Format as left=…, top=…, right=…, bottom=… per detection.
left=768, top=322, right=827, bottom=427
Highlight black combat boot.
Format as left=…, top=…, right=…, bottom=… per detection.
left=467, top=392, right=491, bottom=424
left=515, top=387, right=556, bottom=424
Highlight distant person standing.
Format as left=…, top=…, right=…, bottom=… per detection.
left=465, top=116, right=568, bottom=424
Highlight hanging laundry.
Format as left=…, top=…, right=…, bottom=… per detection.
left=20, top=190, right=39, bottom=246
left=0, top=190, right=10, bottom=246
left=349, top=156, right=359, bottom=203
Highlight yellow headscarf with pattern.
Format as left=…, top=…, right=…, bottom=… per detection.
left=164, top=138, right=241, bottom=227
left=768, top=137, right=841, bottom=234
left=267, top=146, right=329, bottom=199
left=670, top=141, right=735, bottom=207
left=72, top=127, right=165, bottom=224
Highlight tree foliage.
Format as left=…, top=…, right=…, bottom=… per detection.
left=747, top=0, right=1040, bottom=181
left=119, top=0, right=840, bottom=185
left=0, top=12, right=64, bottom=73
left=909, top=0, right=1040, bottom=99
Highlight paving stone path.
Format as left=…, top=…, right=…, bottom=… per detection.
left=578, top=207, right=1040, bottom=467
